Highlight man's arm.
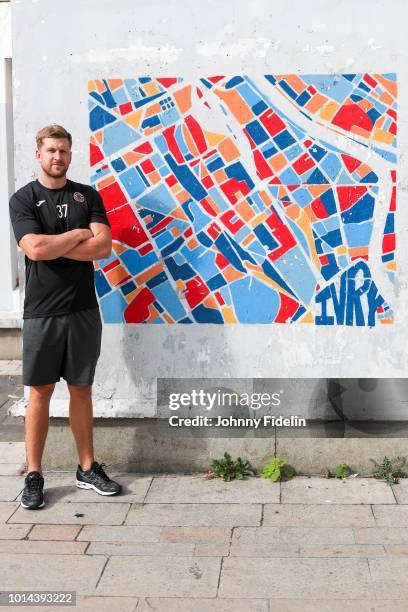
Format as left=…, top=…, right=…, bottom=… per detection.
left=63, top=222, right=112, bottom=261
left=19, top=228, right=93, bottom=261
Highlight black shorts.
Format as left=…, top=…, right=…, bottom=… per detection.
left=22, top=308, right=102, bottom=387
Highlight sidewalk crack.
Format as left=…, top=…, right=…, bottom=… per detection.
left=94, top=555, right=110, bottom=590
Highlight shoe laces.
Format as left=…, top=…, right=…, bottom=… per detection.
left=93, top=462, right=110, bottom=481
left=26, top=474, right=42, bottom=491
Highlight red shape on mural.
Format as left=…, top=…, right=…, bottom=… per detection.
left=124, top=288, right=156, bottom=323
left=134, top=142, right=153, bottom=154
left=207, top=76, right=225, bottom=84
left=265, top=209, right=297, bottom=261
left=90, top=143, right=104, bottom=167
left=341, top=154, right=361, bottom=173
left=162, top=126, right=184, bottom=163
left=200, top=197, right=217, bottom=217
left=99, top=181, right=127, bottom=212
left=220, top=178, right=251, bottom=205
left=119, top=102, right=132, bottom=115
left=185, top=115, right=208, bottom=154
left=215, top=253, right=229, bottom=269
left=202, top=175, right=214, bottom=188
left=156, top=78, right=178, bottom=88
left=140, top=159, right=155, bottom=174
left=184, top=276, right=210, bottom=308
left=390, top=186, right=396, bottom=211
left=311, top=198, right=330, bottom=219
left=336, top=186, right=367, bottom=212
left=220, top=209, right=244, bottom=234
left=253, top=150, right=273, bottom=179
left=108, top=203, right=149, bottom=248
left=214, top=291, right=225, bottom=305
left=259, top=109, right=286, bottom=136
left=293, top=153, right=315, bottom=176
left=382, top=233, right=395, bottom=253
left=275, top=293, right=299, bottom=323
left=332, top=103, right=373, bottom=132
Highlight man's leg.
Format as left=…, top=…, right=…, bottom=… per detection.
left=26, top=384, right=55, bottom=475
left=68, top=384, right=94, bottom=471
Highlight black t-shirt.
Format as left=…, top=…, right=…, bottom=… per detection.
left=9, top=179, right=110, bottom=319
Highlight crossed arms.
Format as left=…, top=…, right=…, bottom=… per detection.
left=19, top=223, right=112, bottom=262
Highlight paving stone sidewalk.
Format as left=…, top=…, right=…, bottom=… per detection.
left=1, top=363, right=408, bottom=611
left=2, top=459, right=408, bottom=611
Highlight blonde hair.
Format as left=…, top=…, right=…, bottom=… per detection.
left=36, top=124, right=72, bottom=149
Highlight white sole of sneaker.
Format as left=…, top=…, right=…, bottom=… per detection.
left=75, top=479, right=119, bottom=496
left=20, top=500, right=45, bottom=509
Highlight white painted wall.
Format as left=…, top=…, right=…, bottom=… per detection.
left=0, top=1, right=18, bottom=318
left=10, top=0, right=408, bottom=417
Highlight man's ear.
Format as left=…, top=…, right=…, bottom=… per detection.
left=35, top=149, right=41, bottom=160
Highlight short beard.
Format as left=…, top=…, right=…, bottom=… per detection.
left=42, top=165, right=67, bottom=179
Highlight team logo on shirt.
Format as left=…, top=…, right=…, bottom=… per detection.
left=73, top=192, right=85, bottom=203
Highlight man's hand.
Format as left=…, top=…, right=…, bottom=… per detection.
left=19, top=228, right=94, bottom=261
left=63, top=223, right=112, bottom=261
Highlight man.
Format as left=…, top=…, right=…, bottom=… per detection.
left=9, top=124, right=122, bottom=509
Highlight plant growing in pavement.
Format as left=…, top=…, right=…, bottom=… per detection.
left=335, top=463, right=352, bottom=479
left=209, top=452, right=256, bottom=482
left=261, top=457, right=295, bottom=482
left=370, top=456, right=408, bottom=485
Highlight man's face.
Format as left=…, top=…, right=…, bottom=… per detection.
left=36, top=137, right=72, bottom=178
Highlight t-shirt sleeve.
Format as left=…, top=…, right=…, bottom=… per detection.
left=88, top=188, right=110, bottom=227
left=9, top=192, right=43, bottom=245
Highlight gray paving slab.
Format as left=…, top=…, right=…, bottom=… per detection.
left=0, top=441, right=25, bottom=463
left=384, top=544, right=408, bottom=555
left=297, top=544, right=385, bottom=557
left=373, top=504, right=408, bottom=525
left=66, top=597, right=138, bottom=612
left=0, top=523, right=32, bottom=539
left=126, top=502, right=262, bottom=526
left=281, top=477, right=395, bottom=504
left=0, top=539, right=88, bottom=554
left=230, top=526, right=354, bottom=556
left=137, top=598, right=268, bottom=612
left=391, top=480, right=408, bottom=503
left=96, top=555, right=221, bottom=597
left=356, top=526, right=408, bottom=544
left=78, top=525, right=162, bottom=542
left=0, top=501, right=18, bottom=522
left=145, top=475, right=280, bottom=503
left=0, top=463, right=26, bottom=475
left=0, top=475, right=24, bottom=501
left=268, top=602, right=408, bottom=612
left=29, top=524, right=82, bottom=540
left=9, top=502, right=130, bottom=525
left=160, top=526, right=231, bottom=543
left=194, top=543, right=230, bottom=556
left=87, top=541, right=195, bottom=556
left=369, top=557, right=408, bottom=598
left=219, top=557, right=372, bottom=598
left=263, top=503, right=375, bottom=526
left=0, top=553, right=106, bottom=595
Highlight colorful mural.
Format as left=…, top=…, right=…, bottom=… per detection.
left=88, top=74, right=397, bottom=325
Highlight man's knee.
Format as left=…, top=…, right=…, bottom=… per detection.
left=29, top=384, right=55, bottom=401
left=67, top=384, right=92, bottom=399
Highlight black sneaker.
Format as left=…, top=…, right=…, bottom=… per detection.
left=21, top=471, right=45, bottom=509
left=76, top=461, right=122, bottom=496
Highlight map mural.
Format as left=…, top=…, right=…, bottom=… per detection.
left=88, top=74, right=397, bottom=325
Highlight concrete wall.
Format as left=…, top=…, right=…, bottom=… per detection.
left=10, top=0, right=408, bottom=418
left=0, top=2, right=18, bottom=317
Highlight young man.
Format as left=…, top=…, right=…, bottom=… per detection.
left=9, top=124, right=122, bottom=509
